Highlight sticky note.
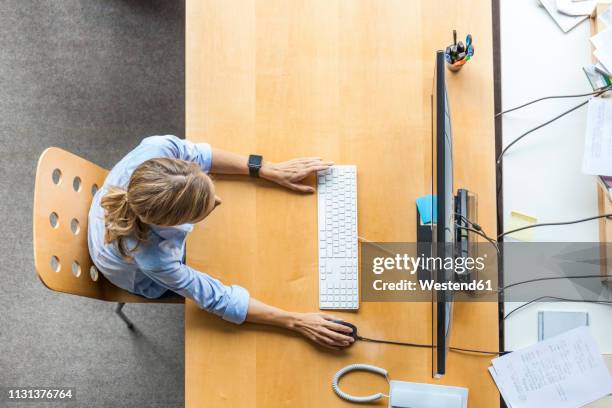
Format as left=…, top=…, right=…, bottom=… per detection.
left=506, top=211, right=538, bottom=241
left=416, top=195, right=437, bottom=225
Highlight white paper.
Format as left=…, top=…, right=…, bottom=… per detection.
left=540, top=0, right=589, bottom=32
left=557, top=0, right=596, bottom=16
left=594, top=48, right=612, bottom=74
left=591, top=27, right=612, bottom=50
left=488, top=367, right=514, bottom=408
left=583, top=98, right=612, bottom=177
left=600, top=8, right=612, bottom=27
left=489, top=327, right=612, bottom=408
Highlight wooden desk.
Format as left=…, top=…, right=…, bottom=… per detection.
left=598, top=177, right=612, bottom=283
left=185, top=1, right=498, bottom=406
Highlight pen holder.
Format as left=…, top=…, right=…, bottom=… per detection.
left=445, top=32, right=473, bottom=73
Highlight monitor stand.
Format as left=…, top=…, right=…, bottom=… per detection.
left=455, top=188, right=477, bottom=289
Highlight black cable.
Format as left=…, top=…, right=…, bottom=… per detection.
left=453, top=214, right=499, bottom=253
left=455, top=225, right=500, bottom=254
left=496, top=87, right=612, bottom=164
left=495, top=86, right=612, bottom=117
left=502, top=274, right=612, bottom=292
left=498, top=214, right=612, bottom=239
left=457, top=212, right=612, bottom=241
left=449, top=346, right=510, bottom=356
left=503, top=296, right=612, bottom=320
left=358, top=335, right=431, bottom=349
left=365, top=213, right=612, bottom=339
left=496, top=99, right=589, bottom=164
left=358, top=335, right=509, bottom=355
left=452, top=214, right=612, bottom=295
left=455, top=213, right=482, bottom=231
left=356, top=287, right=612, bottom=354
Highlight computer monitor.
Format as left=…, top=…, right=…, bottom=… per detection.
left=431, top=49, right=455, bottom=378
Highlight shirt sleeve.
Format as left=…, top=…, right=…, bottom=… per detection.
left=139, top=135, right=213, bottom=172
left=134, top=234, right=250, bottom=324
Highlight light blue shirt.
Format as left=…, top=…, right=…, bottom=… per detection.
left=88, top=135, right=250, bottom=324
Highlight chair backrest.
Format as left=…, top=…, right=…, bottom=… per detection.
left=33, top=147, right=182, bottom=303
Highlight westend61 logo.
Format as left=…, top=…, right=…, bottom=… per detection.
left=372, top=254, right=486, bottom=275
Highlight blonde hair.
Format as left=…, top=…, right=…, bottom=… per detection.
left=101, top=158, right=212, bottom=258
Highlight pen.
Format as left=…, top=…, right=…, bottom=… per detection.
left=457, top=41, right=465, bottom=54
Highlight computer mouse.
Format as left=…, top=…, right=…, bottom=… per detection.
left=333, top=320, right=359, bottom=341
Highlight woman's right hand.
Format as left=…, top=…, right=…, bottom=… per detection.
left=290, top=312, right=355, bottom=350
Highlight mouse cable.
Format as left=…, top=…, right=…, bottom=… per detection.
left=357, top=335, right=510, bottom=356
left=496, top=86, right=611, bottom=164
left=495, top=85, right=612, bottom=117
left=503, top=296, right=612, bottom=320
left=497, top=213, right=612, bottom=239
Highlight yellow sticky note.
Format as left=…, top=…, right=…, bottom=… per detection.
left=507, top=211, right=538, bottom=241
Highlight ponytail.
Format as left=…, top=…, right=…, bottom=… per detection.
left=99, top=157, right=213, bottom=259
left=100, top=186, right=149, bottom=258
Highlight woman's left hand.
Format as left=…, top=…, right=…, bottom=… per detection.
left=261, top=157, right=333, bottom=193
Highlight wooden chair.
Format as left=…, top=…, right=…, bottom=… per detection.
left=33, top=147, right=183, bottom=329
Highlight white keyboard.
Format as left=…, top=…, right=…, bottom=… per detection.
left=317, top=165, right=359, bottom=310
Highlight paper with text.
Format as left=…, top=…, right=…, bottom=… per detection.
left=489, top=327, right=612, bottom=408
left=582, top=98, right=612, bottom=177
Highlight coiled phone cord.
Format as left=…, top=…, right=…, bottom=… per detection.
left=331, top=364, right=390, bottom=403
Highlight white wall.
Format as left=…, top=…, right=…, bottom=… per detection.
left=501, top=0, right=612, bottom=352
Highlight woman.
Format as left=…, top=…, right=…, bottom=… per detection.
left=88, top=135, right=354, bottom=349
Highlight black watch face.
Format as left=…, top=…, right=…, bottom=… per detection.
left=249, top=155, right=263, bottom=176
left=249, top=155, right=263, bottom=167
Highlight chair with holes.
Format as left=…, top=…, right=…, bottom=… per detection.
left=33, top=147, right=183, bottom=329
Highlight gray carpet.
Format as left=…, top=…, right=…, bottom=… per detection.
left=0, top=1, right=185, bottom=407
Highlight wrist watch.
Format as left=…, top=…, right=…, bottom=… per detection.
left=248, top=154, right=263, bottom=178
